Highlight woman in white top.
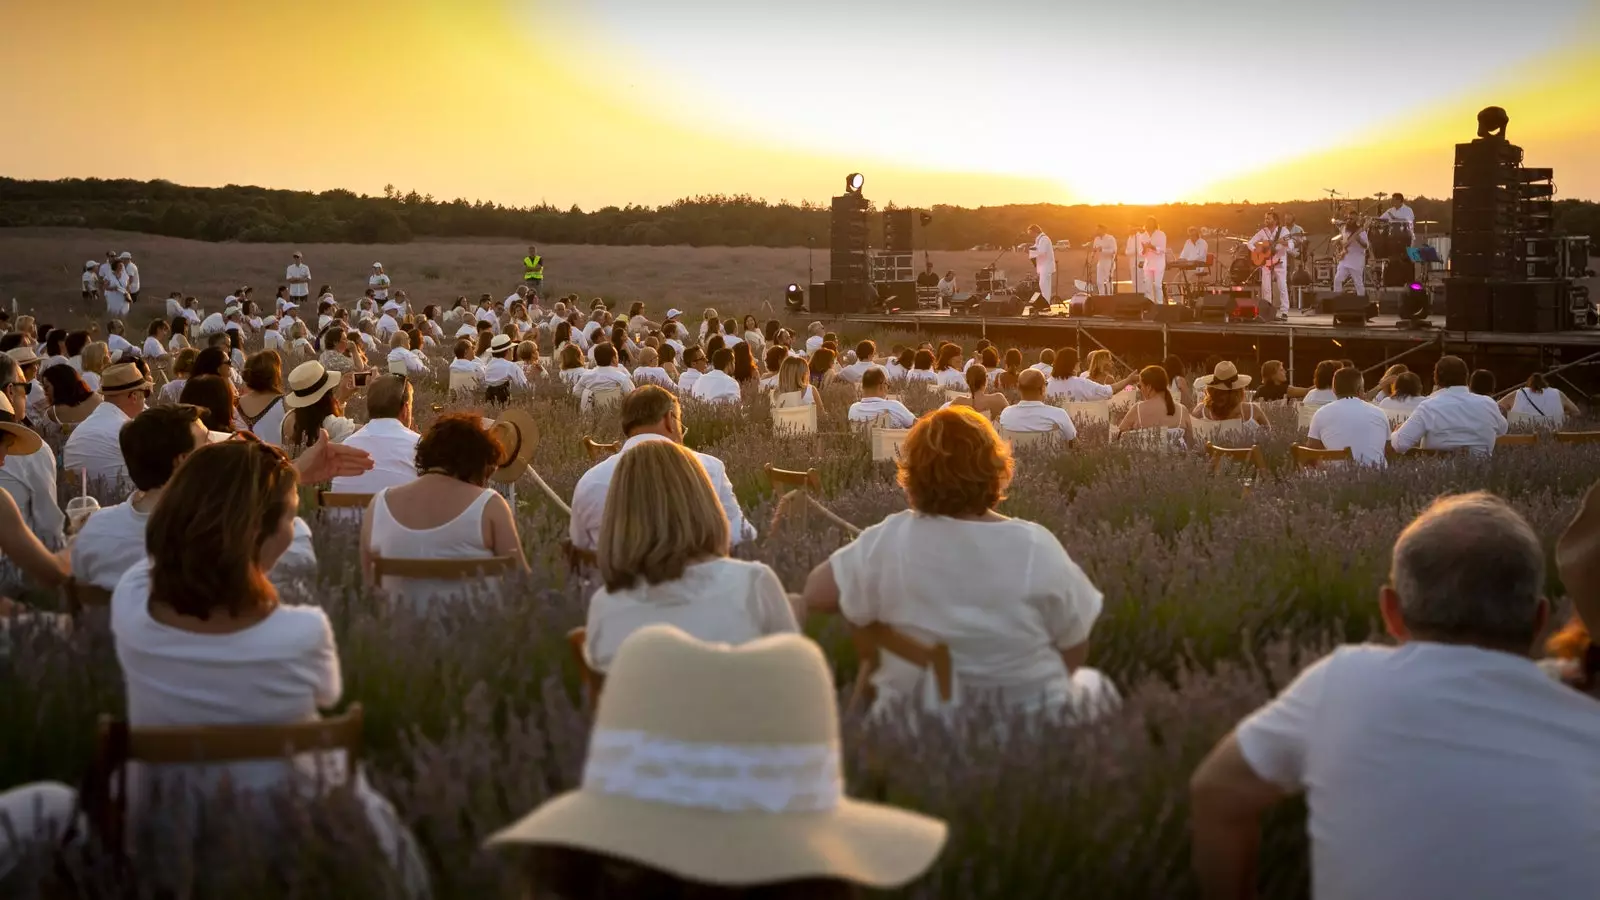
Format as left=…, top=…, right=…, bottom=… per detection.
left=108, top=441, right=427, bottom=893
left=142, top=320, right=170, bottom=363
left=1046, top=347, right=1137, bottom=402
left=1116, top=365, right=1193, bottom=448
left=557, top=344, right=587, bottom=390
left=281, top=360, right=358, bottom=447
left=771, top=355, right=822, bottom=412
left=800, top=407, right=1116, bottom=718
left=79, top=341, right=109, bottom=392
left=167, top=316, right=192, bottom=354
left=1190, top=360, right=1265, bottom=429
left=697, top=308, right=719, bottom=344
left=585, top=440, right=798, bottom=671
left=933, top=344, right=967, bottom=391
left=361, top=413, right=529, bottom=610
left=1500, top=372, right=1579, bottom=425
left=1376, top=372, right=1425, bottom=416
left=741, top=314, right=766, bottom=359
left=904, top=348, right=940, bottom=387
left=237, top=351, right=288, bottom=445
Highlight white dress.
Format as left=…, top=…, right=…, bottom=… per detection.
left=367, top=487, right=499, bottom=610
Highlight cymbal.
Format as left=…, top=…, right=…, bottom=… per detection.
left=1415, top=220, right=1439, bottom=225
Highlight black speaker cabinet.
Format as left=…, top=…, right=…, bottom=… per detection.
left=1331, top=293, right=1376, bottom=326
left=875, top=281, right=918, bottom=309
left=1113, top=296, right=1151, bottom=320
left=978, top=296, right=1022, bottom=317
left=1152, top=303, right=1191, bottom=323
left=883, top=209, right=914, bottom=254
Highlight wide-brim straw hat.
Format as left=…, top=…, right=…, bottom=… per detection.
left=284, top=360, right=339, bottom=409
left=99, top=363, right=151, bottom=396
left=1193, top=360, right=1252, bottom=392
left=7, top=346, right=41, bottom=367
left=0, top=394, right=43, bottom=456
left=487, top=626, right=946, bottom=887
left=488, top=408, right=539, bottom=484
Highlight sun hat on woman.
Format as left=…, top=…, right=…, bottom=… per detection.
left=487, top=624, right=947, bottom=889
left=283, top=360, right=339, bottom=409
left=488, top=407, right=539, bottom=484
left=1192, top=360, right=1252, bottom=392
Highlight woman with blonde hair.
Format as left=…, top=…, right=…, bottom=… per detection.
left=1084, top=349, right=1119, bottom=384
left=79, top=341, right=111, bottom=392
left=774, top=355, right=824, bottom=413
left=698, top=308, right=719, bottom=344
left=515, top=340, right=542, bottom=380
left=800, top=407, right=1117, bottom=718
left=157, top=347, right=199, bottom=406
left=14, top=315, right=37, bottom=346
left=1116, top=365, right=1192, bottom=447
left=558, top=343, right=587, bottom=390
left=584, top=440, right=797, bottom=672
left=946, top=363, right=1008, bottom=421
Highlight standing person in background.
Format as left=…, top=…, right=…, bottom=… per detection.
left=81, top=261, right=100, bottom=306
left=1026, top=224, right=1056, bottom=303
left=1090, top=225, right=1117, bottom=294
left=522, top=245, right=544, bottom=296
left=1251, top=210, right=1292, bottom=322
left=286, top=251, right=311, bottom=307
left=120, top=251, right=141, bottom=306
left=1333, top=213, right=1370, bottom=298
left=1124, top=226, right=1142, bottom=295
left=1138, top=217, right=1168, bottom=305
left=101, top=258, right=131, bottom=318
left=368, top=262, right=391, bottom=303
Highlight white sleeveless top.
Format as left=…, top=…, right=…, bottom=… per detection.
left=772, top=385, right=815, bottom=408
left=368, top=487, right=498, bottom=610
left=1509, top=388, right=1565, bottom=425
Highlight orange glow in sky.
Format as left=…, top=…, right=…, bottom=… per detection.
left=1, top=1, right=1596, bottom=209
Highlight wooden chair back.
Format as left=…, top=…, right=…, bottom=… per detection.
left=583, top=437, right=621, bottom=462
left=1496, top=433, right=1538, bottom=449
left=848, top=622, right=954, bottom=713
left=764, top=464, right=821, bottom=493
left=316, top=490, right=374, bottom=509
left=560, top=540, right=598, bottom=574
left=566, top=627, right=605, bottom=715
left=370, top=555, right=516, bottom=580
left=1555, top=431, right=1600, bottom=444
left=770, top=403, right=818, bottom=435
left=1205, top=442, right=1267, bottom=476
left=1290, top=444, right=1353, bottom=470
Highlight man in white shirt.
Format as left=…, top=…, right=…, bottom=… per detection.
left=838, top=340, right=885, bottom=384
left=1391, top=356, right=1507, bottom=455
left=1026, top=224, right=1056, bottom=302
left=1136, top=217, right=1168, bottom=305
left=1090, top=225, right=1118, bottom=294
left=847, top=368, right=915, bottom=428
left=1307, top=367, right=1391, bottom=466
left=368, top=262, right=391, bottom=301
left=569, top=386, right=754, bottom=551
left=503, top=284, right=529, bottom=312
left=120, top=251, right=141, bottom=305
left=1250, top=210, right=1292, bottom=321
left=690, top=348, right=742, bottom=404
left=104, top=320, right=136, bottom=361
left=1332, top=213, right=1370, bottom=297
left=63, top=362, right=150, bottom=492
left=1123, top=227, right=1143, bottom=295
left=804, top=322, right=825, bottom=355
left=936, top=271, right=957, bottom=307
left=330, top=376, right=420, bottom=494
left=998, top=370, right=1077, bottom=441
left=1030, top=348, right=1055, bottom=375
left=577, top=343, right=637, bottom=411
left=1178, top=226, right=1208, bottom=272
left=482, top=334, right=529, bottom=394
left=376, top=309, right=400, bottom=342
left=475, top=296, right=501, bottom=331
left=1378, top=192, right=1415, bottom=226
left=1191, top=492, right=1600, bottom=900
left=286, top=251, right=311, bottom=303
left=676, top=347, right=708, bottom=394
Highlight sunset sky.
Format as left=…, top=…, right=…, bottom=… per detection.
left=2, top=1, right=1597, bottom=210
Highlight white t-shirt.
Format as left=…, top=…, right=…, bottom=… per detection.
left=286, top=263, right=311, bottom=297
left=1376, top=394, right=1421, bottom=415
left=837, top=361, right=884, bottom=384
left=583, top=558, right=799, bottom=672
left=74, top=499, right=316, bottom=591
left=1379, top=204, right=1416, bottom=225
left=676, top=368, right=702, bottom=394
left=998, top=400, right=1077, bottom=439
left=1237, top=642, right=1600, bottom=900
left=689, top=369, right=742, bottom=404
left=368, top=273, right=390, bottom=300
left=829, top=511, right=1103, bottom=711
left=1308, top=397, right=1391, bottom=466
left=568, top=433, right=753, bottom=552
left=1508, top=387, right=1567, bottom=425
left=1046, top=376, right=1112, bottom=402
left=62, top=401, right=132, bottom=492
left=1302, top=388, right=1338, bottom=406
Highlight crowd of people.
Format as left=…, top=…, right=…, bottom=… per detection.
left=1, top=266, right=1598, bottom=897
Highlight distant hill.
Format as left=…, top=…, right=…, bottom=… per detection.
left=3, top=176, right=1597, bottom=249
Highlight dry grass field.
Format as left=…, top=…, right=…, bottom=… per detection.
left=0, top=227, right=1100, bottom=327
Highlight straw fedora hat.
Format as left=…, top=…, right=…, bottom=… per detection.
left=99, top=363, right=152, bottom=396
left=284, top=360, right=340, bottom=409
left=7, top=346, right=41, bottom=368
left=487, top=626, right=946, bottom=888
left=489, top=407, right=539, bottom=484
left=1193, top=360, right=1252, bottom=392
left=488, top=334, right=514, bottom=356
left=0, top=393, right=43, bottom=457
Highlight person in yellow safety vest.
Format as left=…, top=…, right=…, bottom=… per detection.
left=523, top=245, right=544, bottom=290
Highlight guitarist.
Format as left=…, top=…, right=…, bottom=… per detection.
left=1250, top=211, right=1292, bottom=321
left=1333, top=215, right=1370, bottom=298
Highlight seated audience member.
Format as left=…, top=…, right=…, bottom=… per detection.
left=0, top=363, right=65, bottom=548
left=178, top=374, right=236, bottom=436
left=156, top=347, right=198, bottom=407
left=730, top=341, right=757, bottom=385
left=39, top=363, right=102, bottom=435
left=759, top=345, right=787, bottom=391
left=1083, top=349, right=1119, bottom=385
left=1377, top=372, right=1425, bottom=416
left=191, top=345, right=235, bottom=384
left=808, top=347, right=838, bottom=390
left=1191, top=492, right=1600, bottom=900
left=361, top=412, right=531, bottom=608
left=481, top=334, right=528, bottom=404
left=578, top=343, right=636, bottom=411
left=932, top=344, right=966, bottom=391
left=839, top=341, right=884, bottom=384
left=555, top=343, right=586, bottom=389
left=142, top=320, right=171, bottom=362
left=1190, top=361, right=1265, bottom=429
left=1164, top=355, right=1195, bottom=411
left=847, top=368, right=915, bottom=428
left=945, top=364, right=1007, bottom=421
left=690, top=348, right=742, bottom=404
left=904, top=348, right=939, bottom=387
left=490, top=626, right=947, bottom=896
left=1500, top=372, right=1578, bottom=426
left=583, top=441, right=799, bottom=671
left=676, top=346, right=708, bottom=394
left=317, top=326, right=362, bottom=375
left=996, top=348, right=1025, bottom=391
left=804, top=321, right=825, bottom=354
left=1363, top=364, right=1408, bottom=403
left=801, top=407, right=1117, bottom=717
left=73, top=406, right=316, bottom=591
left=330, top=375, right=420, bottom=495
left=282, top=361, right=358, bottom=447
left=883, top=346, right=909, bottom=381
left=1115, top=365, right=1193, bottom=448
left=1307, top=366, right=1391, bottom=466
left=1030, top=348, right=1056, bottom=375
left=448, top=337, right=483, bottom=383
left=386, top=332, right=427, bottom=377
left=997, top=370, right=1077, bottom=441
left=109, top=439, right=425, bottom=892
left=1469, top=368, right=1496, bottom=397
left=64, top=362, right=152, bottom=492
left=1046, top=349, right=1134, bottom=402
left=514, top=340, right=540, bottom=380
left=1301, top=359, right=1341, bottom=405
left=570, top=387, right=753, bottom=552
left=630, top=346, right=673, bottom=390
left=772, top=356, right=822, bottom=413
left=237, top=351, right=287, bottom=444
left=0, top=394, right=69, bottom=586
left=1391, top=356, right=1507, bottom=455
left=79, top=341, right=110, bottom=392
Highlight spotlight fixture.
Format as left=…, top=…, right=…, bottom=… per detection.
left=844, top=173, right=864, bottom=194
left=785, top=283, right=805, bottom=312
left=1397, top=282, right=1433, bottom=329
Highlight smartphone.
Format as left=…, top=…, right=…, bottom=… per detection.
left=354, top=371, right=371, bottom=387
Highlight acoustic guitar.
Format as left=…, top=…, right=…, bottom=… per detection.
left=1250, top=229, right=1282, bottom=268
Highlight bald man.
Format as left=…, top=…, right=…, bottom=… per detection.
left=997, top=370, right=1077, bottom=442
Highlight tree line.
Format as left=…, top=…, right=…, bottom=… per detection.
left=2, top=176, right=1597, bottom=249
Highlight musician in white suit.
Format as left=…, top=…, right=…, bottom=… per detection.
left=1124, top=227, right=1143, bottom=294
left=1027, top=225, right=1056, bottom=302
left=1250, top=211, right=1292, bottom=321
left=1090, top=225, right=1117, bottom=295
left=1137, top=217, right=1168, bottom=305
left=1332, top=215, right=1369, bottom=297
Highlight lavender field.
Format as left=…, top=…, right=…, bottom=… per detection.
left=4, top=380, right=1597, bottom=898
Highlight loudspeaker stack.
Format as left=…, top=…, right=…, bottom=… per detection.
left=830, top=193, right=869, bottom=313
left=883, top=209, right=914, bottom=254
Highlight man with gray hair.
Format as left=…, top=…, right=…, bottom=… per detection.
left=1190, top=492, right=1600, bottom=899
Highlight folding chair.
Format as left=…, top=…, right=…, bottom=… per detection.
left=64, top=578, right=113, bottom=616
left=560, top=539, right=598, bottom=575
left=585, top=384, right=624, bottom=414
left=1290, top=444, right=1353, bottom=470
left=582, top=437, right=621, bottom=462
left=770, top=404, right=818, bottom=435
left=764, top=464, right=821, bottom=493
left=848, top=622, right=954, bottom=715
left=999, top=428, right=1056, bottom=450
left=1555, top=431, right=1600, bottom=445
left=870, top=426, right=911, bottom=462
left=448, top=371, right=480, bottom=393
left=1206, top=442, right=1267, bottom=496
left=566, top=627, right=605, bottom=715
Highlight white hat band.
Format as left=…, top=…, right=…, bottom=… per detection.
left=581, top=728, right=842, bottom=814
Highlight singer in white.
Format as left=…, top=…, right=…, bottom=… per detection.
left=1090, top=225, right=1117, bottom=294
left=1138, top=217, right=1168, bottom=304
left=1027, top=225, right=1056, bottom=302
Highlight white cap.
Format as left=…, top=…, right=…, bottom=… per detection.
left=85, top=260, right=98, bottom=268
left=666, top=308, right=683, bottom=319
left=224, top=305, right=241, bottom=317
left=372, top=262, right=383, bottom=268
left=118, top=251, right=133, bottom=260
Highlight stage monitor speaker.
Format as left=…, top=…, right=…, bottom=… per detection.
left=814, top=280, right=842, bottom=315
left=1196, top=295, right=1231, bottom=321
left=1152, top=303, right=1191, bottom=323
left=808, top=283, right=829, bottom=313
left=883, top=209, right=914, bottom=254
left=1079, top=294, right=1118, bottom=317
left=836, top=280, right=869, bottom=314
left=1113, top=296, right=1151, bottom=320
left=978, top=296, right=1022, bottom=317
left=875, top=281, right=918, bottom=310
left=1331, top=293, right=1375, bottom=326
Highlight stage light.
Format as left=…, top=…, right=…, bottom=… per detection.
left=1398, top=282, right=1432, bottom=328
left=845, top=173, right=864, bottom=194
left=785, top=283, right=805, bottom=312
